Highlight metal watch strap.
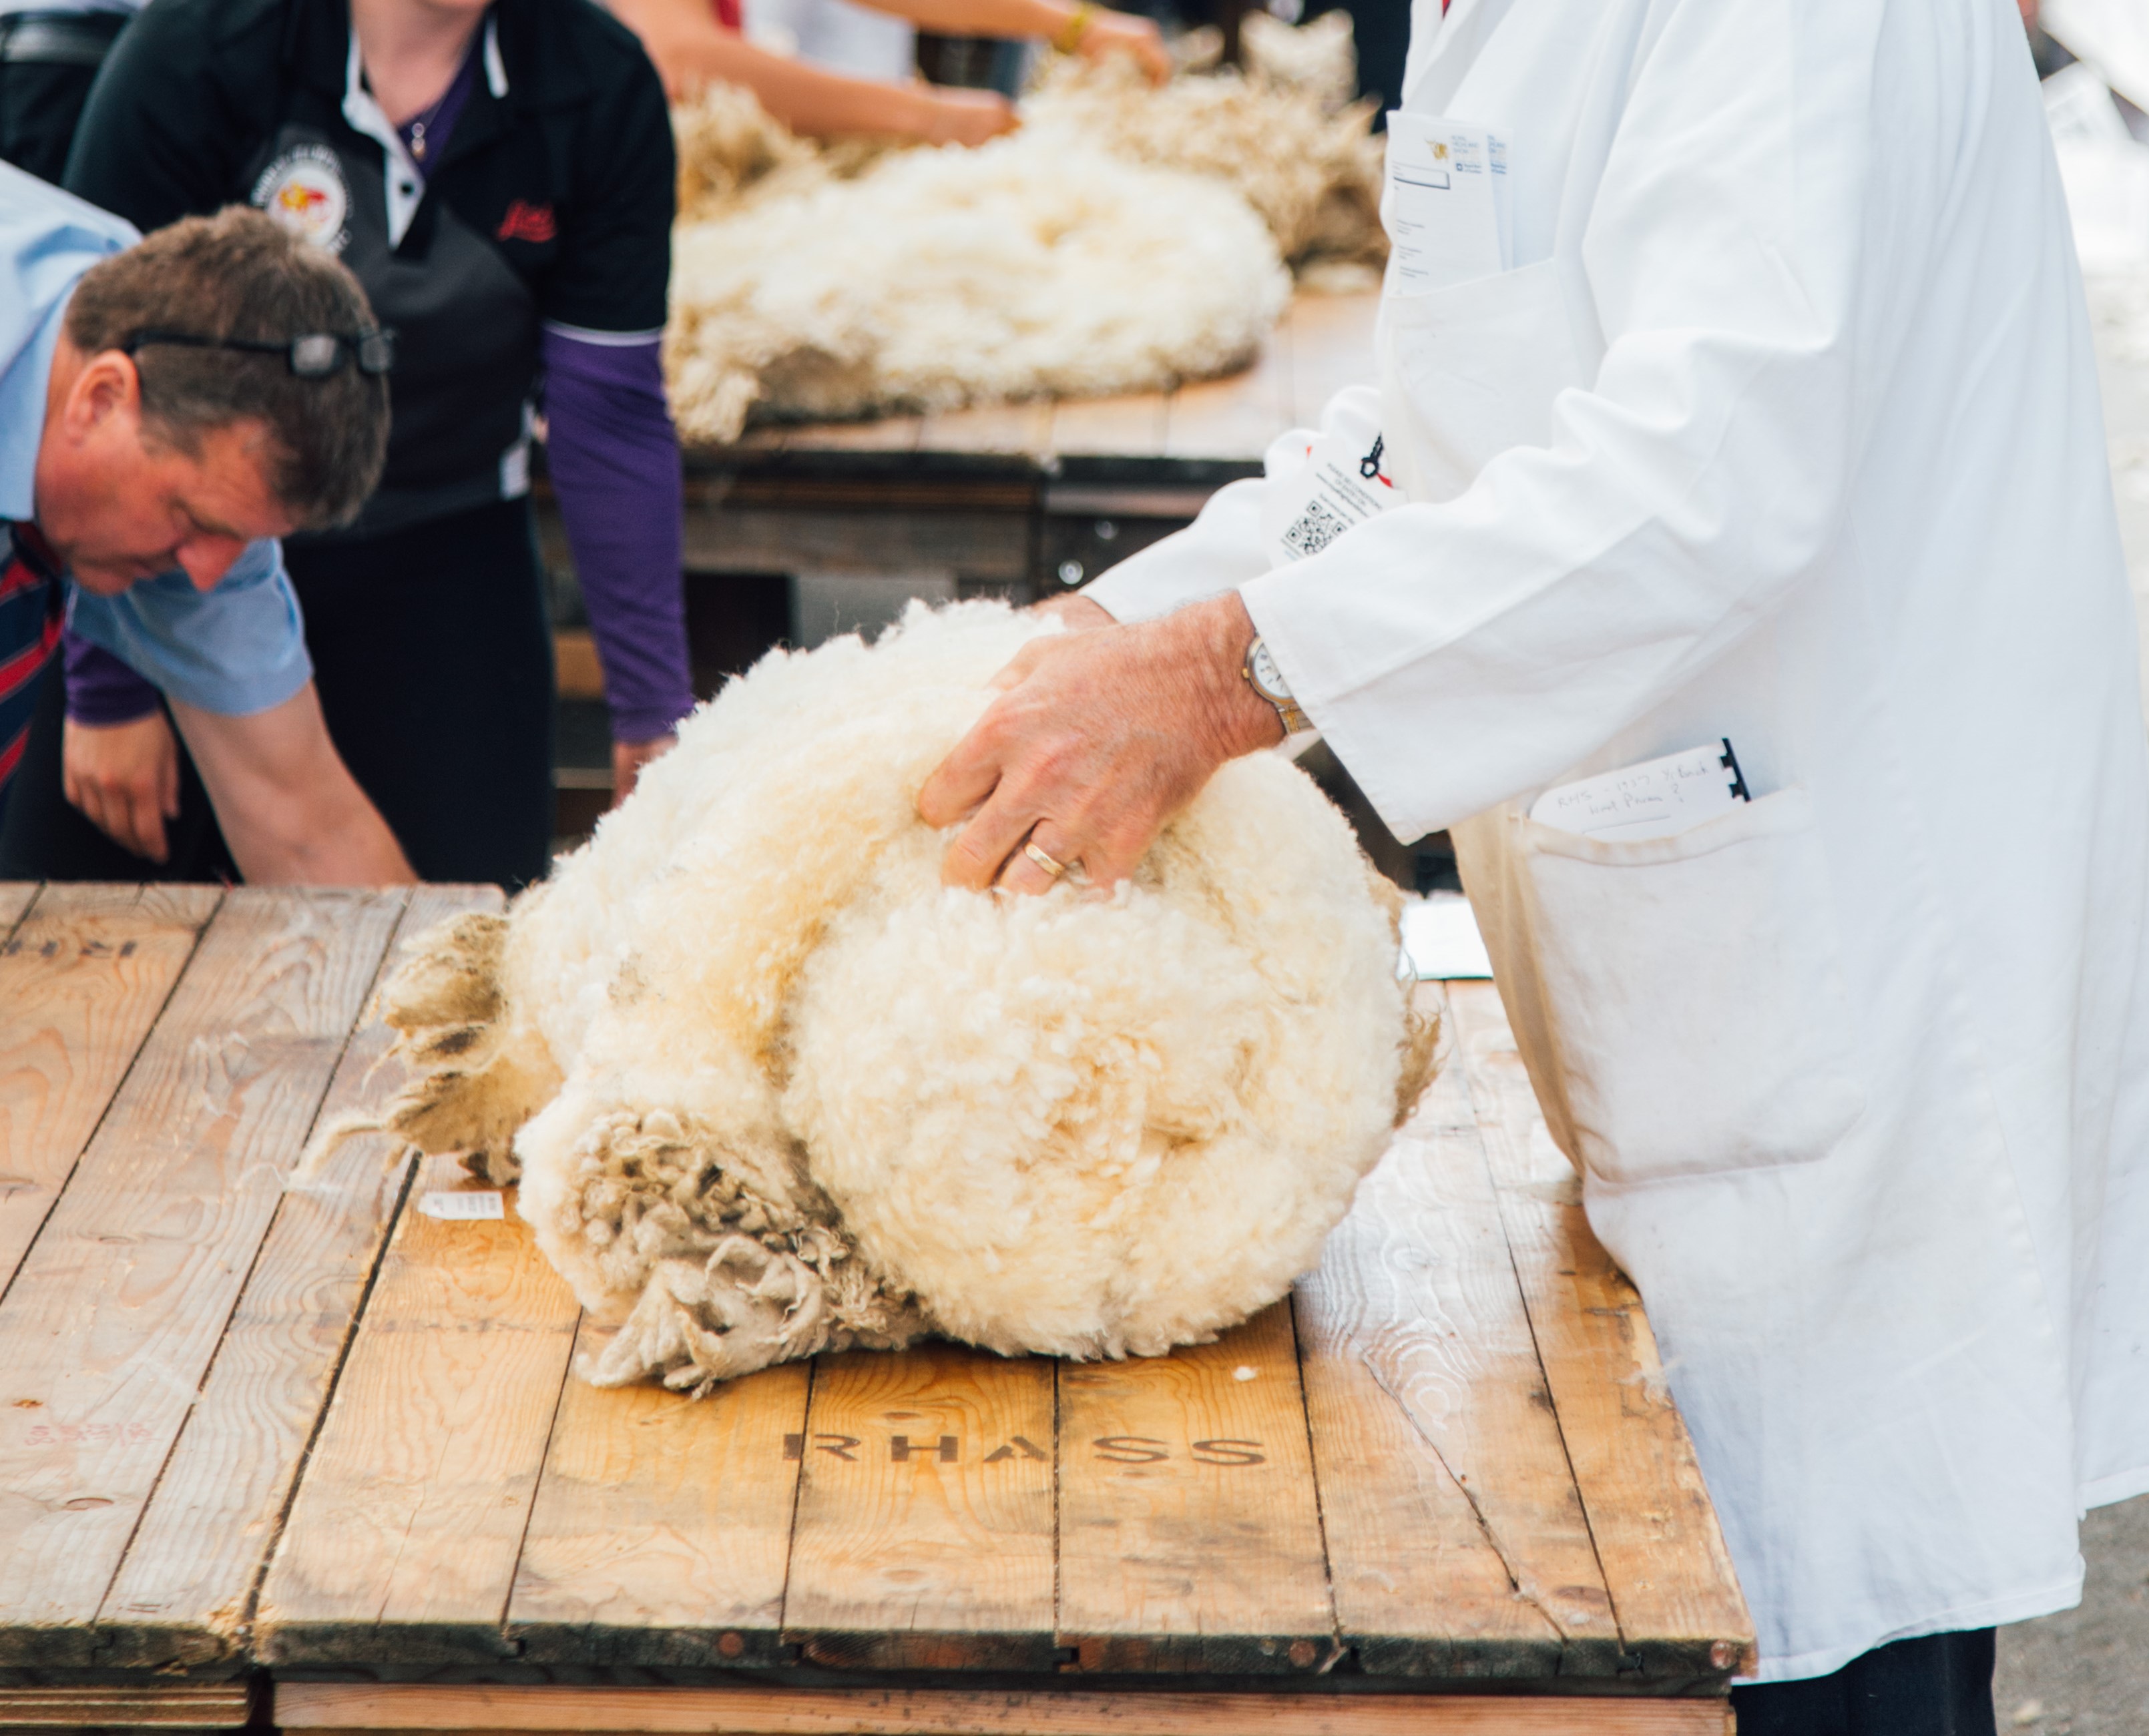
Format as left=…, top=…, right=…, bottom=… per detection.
left=1243, top=637, right=1312, bottom=735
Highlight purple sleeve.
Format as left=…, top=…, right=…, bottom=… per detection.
left=539, top=327, right=692, bottom=743
left=63, top=628, right=162, bottom=726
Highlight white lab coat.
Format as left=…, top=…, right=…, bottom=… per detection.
left=1086, top=0, right=2149, bottom=1685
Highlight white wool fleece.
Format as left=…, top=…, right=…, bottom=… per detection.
left=375, top=601, right=1429, bottom=1391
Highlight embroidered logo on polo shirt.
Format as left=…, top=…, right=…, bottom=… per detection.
left=252, top=145, right=351, bottom=255
left=496, top=200, right=556, bottom=244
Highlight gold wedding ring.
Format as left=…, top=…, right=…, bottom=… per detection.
left=1023, top=840, right=1068, bottom=879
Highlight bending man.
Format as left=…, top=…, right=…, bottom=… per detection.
left=0, top=167, right=411, bottom=883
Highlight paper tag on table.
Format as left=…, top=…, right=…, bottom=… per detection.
left=1260, top=410, right=1405, bottom=565
left=419, top=1189, right=504, bottom=1221
left=1402, top=891, right=1493, bottom=980
left=1384, top=111, right=1509, bottom=296
left=1529, top=740, right=1751, bottom=844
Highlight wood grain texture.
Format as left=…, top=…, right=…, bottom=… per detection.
left=0, top=884, right=221, bottom=1299
left=0, top=889, right=403, bottom=1664
left=509, top=1320, right=809, bottom=1666
left=770, top=416, right=925, bottom=454
left=0, top=1683, right=252, bottom=1727
left=782, top=1344, right=1056, bottom=1670
left=917, top=400, right=1055, bottom=458
left=1282, top=292, right=1377, bottom=426
left=1045, top=392, right=1170, bottom=459
left=1297, top=1001, right=1618, bottom=1679
left=0, top=884, right=36, bottom=938
left=276, top=1682, right=1731, bottom=1735
left=254, top=1149, right=581, bottom=1666
left=1164, top=322, right=1295, bottom=461
left=1444, top=983, right=1753, bottom=1683
left=1056, top=1302, right=1333, bottom=1673
left=99, top=888, right=501, bottom=1669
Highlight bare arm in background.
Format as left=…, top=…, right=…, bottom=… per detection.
left=855, top=0, right=1168, bottom=81
left=172, top=685, right=415, bottom=884
left=612, top=0, right=1016, bottom=139
left=612, top=0, right=1164, bottom=139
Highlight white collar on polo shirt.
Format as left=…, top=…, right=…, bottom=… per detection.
left=342, top=15, right=506, bottom=248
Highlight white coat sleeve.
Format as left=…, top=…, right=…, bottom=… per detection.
left=1082, top=386, right=1383, bottom=622
left=1242, top=0, right=1885, bottom=842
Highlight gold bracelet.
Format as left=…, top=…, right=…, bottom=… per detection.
left=1052, top=1, right=1096, bottom=54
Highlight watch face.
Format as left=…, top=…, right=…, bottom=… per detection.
left=1250, top=639, right=1289, bottom=701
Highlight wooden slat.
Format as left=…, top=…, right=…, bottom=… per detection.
left=917, top=398, right=1054, bottom=458
left=1045, top=391, right=1171, bottom=459
left=1056, top=1302, right=1333, bottom=1673
left=680, top=507, right=1030, bottom=586
left=1164, top=320, right=1296, bottom=461
left=0, top=1684, right=252, bottom=1728
left=276, top=1682, right=1732, bottom=1735
left=782, top=1344, right=1056, bottom=1670
left=724, top=424, right=792, bottom=453
left=775, top=416, right=925, bottom=455
left=98, top=887, right=503, bottom=1669
left=1283, top=292, right=1378, bottom=428
left=0, top=883, right=36, bottom=937
left=254, top=1149, right=581, bottom=1665
left=0, top=888, right=405, bottom=1665
left=1297, top=994, right=1620, bottom=1679
left=508, top=1320, right=809, bottom=1666
left=1445, top=982, right=1752, bottom=1682
left=0, top=884, right=221, bottom=1300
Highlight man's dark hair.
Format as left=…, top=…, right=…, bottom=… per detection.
left=65, top=206, right=391, bottom=531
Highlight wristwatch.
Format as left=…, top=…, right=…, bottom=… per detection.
left=1243, top=636, right=1312, bottom=735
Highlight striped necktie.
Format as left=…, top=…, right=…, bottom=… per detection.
left=0, top=522, right=63, bottom=794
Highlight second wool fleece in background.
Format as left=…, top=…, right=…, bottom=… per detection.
left=371, top=604, right=1435, bottom=1394
left=662, top=44, right=1387, bottom=442
left=666, top=133, right=1288, bottom=445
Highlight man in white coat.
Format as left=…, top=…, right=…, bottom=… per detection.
left=920, top=0, right=2149, bottom=1727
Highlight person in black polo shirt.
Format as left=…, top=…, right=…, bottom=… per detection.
left=0, top=0, right=693, bottom=888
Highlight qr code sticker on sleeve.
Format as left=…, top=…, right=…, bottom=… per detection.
left=1281, top=497, right=1348, bottom=559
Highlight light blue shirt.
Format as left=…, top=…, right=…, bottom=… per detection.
left=0, top=161, right=312, bottom=716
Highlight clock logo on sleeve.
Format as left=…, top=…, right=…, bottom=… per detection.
left=251, top=145, right=351, bottom=255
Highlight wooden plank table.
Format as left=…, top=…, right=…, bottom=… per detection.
left=0, top=885, right=1750, bottom=1735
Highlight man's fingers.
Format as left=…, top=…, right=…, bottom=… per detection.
left=1077, top=826, right=1148, bottom=892
left=159, top=741, right=180, bottom=818
left=995, top=822, right=1082, bottom=896
left=124, top=785, right=170, bottom=864
left=918, top=728, right=1003, bottom=829
left=941, top=787, right=1039, bottom=889
left=69, top=778, right=107, bottom=839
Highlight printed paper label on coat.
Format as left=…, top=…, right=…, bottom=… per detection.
left=1530, top=740, right=1751, bottom=843
left=1261, top=425, right=1405, bottom=564
left=1383, top=112, right=1507, bottom=296
left=419, top=1189, right=505, bottom=1221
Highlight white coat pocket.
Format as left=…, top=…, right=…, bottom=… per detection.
left=1514, top=787, right=1867, bottom=1187
left=1377, top=256, right=1592, bottom=505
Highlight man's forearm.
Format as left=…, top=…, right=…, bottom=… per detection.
left=172, top=687, right=416, bottom=886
